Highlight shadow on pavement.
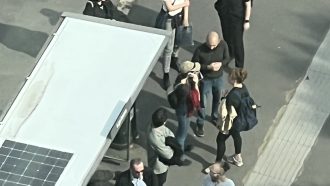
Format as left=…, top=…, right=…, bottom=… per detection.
left=127, top=4, right=158, bottom=27
left=40, top=8, right=61, bottom=25
left=0, top=23, right=48, bottom=58
left=272, top=11, right=330, bottom=81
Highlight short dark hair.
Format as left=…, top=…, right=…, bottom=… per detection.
left=229, top=68, right=248, bottom=84
left=130, top=158, right=142, bottom=169
left=152, top=108, right=168, bottom=128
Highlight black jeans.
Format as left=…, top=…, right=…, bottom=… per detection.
left=219, top=15, right=245, bottom=68
left=216, top=128, right=242, bottom=162
left=157, top=171, right=168, bottom=186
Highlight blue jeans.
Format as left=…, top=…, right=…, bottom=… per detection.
left=175, top=112, right=190, bottom=151
left=197, top=76, right=224, bottom=126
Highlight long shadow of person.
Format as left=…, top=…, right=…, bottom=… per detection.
left=0, top=23, right=48, bottom=58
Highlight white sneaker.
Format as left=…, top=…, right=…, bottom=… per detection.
left=226, top=155, right=244, bottom=167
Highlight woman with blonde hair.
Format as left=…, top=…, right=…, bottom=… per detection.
left=202, top=162, right=235, bottom=186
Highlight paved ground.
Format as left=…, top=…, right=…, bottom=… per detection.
left=292, top=115, right=330, bottom=186
left=243, top=29, right=330, bottom=186
left=0, top=0, right=330, bottom=186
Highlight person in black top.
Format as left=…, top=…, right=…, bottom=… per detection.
left=83, top=0, right=115, bottom=19
left=174, top=61, right=201, bottom=151
left=214, top=0, right=252, bottom=68
left=215, top=68, right=249, bottom=167
left=191, top=31, right=230, bottom=137
left=115, top=158, right=158, bottom=186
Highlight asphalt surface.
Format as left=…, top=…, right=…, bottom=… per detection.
left=0, top=0, right=330, bottom=186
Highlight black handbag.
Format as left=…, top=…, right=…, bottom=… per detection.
left=175, top=25, right=194, bottom=47
left=154, top=9, right=168, bottom=29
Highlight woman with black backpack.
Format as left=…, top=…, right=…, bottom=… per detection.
left=215, top=68, right=249, bottom=167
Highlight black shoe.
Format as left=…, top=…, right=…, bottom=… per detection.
left=163, top=73, right=170, bottom=90
left=170, top=56, right=179, bottom=72
left=181, top=159, right=192, bottom=166
left=184, top=144, right=194, bottom=152
left=211, top=118, right=218, bottom=126
left=195, top=125, right=204, bottom=137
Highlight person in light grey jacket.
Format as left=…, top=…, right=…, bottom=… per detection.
left=148, top=108, right=174, bottom=186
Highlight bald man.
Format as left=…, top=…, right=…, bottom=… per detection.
left=191, top=31, right=230, bottom=137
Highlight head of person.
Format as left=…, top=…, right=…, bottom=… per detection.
left=152, top=108, right=168, bottom=128
left=209, top=162, right=231, bottom=182
left=130, top=158, right=144, bottom=178
left=206, top=31, right=220, bottom=50
left=179, top=61, right=201, bottom=75
left=228, top=68, right=248, bottom=85
left=179, top=61, right=201, bottom=85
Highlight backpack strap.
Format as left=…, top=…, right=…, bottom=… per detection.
left=87, top=0, right=94, bottom=7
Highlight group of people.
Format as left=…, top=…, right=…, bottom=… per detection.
left=82, top=0, right=254, bottom=185
left=115, top=158, right=234, bottom=186
left=116, top=9, right=253, bottom=186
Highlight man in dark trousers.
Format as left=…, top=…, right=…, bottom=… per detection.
left=115, top=158, right=158, bottom=186
left=214, top=0, right=252, bottom=68
left=192, top=31, right=230, bottom=137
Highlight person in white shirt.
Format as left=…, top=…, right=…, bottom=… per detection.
left=160, top=0, right=190, bottom=89
left=202, top=162, right=235, bottom=186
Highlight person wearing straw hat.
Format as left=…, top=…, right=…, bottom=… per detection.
left=173, top=61, right=201, bottom=152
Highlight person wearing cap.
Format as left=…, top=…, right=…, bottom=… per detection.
left=173, top=61, right=201, bottom=151
left=202, top=162, right=235, bottom=186
left=192, top=31, right=230, bottom=137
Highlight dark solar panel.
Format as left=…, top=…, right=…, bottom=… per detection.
left=0, top=140, right=73, bottom=186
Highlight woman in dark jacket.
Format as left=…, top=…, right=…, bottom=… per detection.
left=174, top=61, right=201, bottom=152
left=215, top=68, right=249, bottom=167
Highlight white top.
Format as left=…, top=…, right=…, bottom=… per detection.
left=162, top=0, right=185, bottom=16
left=202, top=175, right=235, bottom=186
left=0, top=14, right=168, bottom=186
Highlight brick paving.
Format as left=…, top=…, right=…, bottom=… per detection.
left=243, top=29, right=330, bottom=186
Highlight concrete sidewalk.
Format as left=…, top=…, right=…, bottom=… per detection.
left=243, top=29, right=330, bottom=186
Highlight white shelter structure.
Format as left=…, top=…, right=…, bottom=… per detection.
left=0, top=12, right=170, bottom=186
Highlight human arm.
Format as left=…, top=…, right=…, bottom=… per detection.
left=149, top=133, right=174, bottom=159
left=226, top=91, right=241, bottom=111
left=222, top=40, right=231, bottom=66
left=182, top=3, right=189, bottom=26
left=164, top=0, right=190, bottom=12
left=244, top=0, right=252, bottom=31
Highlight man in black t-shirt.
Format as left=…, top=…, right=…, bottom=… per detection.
left=214, top=0, right=252, bottom=68
left=192, top=31, right=230, bottom=137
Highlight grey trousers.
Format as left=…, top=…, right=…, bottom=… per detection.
left=163, top=19, right=180, bottom=73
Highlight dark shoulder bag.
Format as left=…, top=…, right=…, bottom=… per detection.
left=155, top=0, right=177, bottom=29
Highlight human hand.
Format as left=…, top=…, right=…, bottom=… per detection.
left=244, top=22, right=250, bottom=31
left=184, top=0, right=190, bottom=7
left=188, top=73, right=199, bottom=83
left=212, top=62, right=222, bottom=71
left=182, top=19, right=189, bottom=27
left=180, top=77, right=188, bottom=84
